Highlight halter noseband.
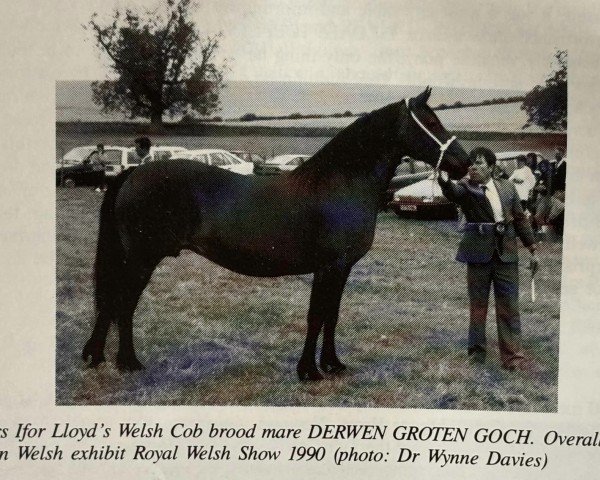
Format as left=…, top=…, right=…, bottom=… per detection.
left=404, top=98, right=457, bottom=172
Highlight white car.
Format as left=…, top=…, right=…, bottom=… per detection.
left=65, top=146, right=137, bottom=177
left=255, top=154, right=311, bottom=175
left=171, top=149, right=254, bottom=175
left=149, top=146, right=188, bottom=162
left=57, top=146, right=99, bottom=168
left=57, top=145, right=188, bottom=176
left=388, top=174, right=458, bottom=220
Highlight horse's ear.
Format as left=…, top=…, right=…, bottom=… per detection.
left=413, top=86, right=432, bottom=106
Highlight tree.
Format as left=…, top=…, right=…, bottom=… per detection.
left=87, top=0, right=226, bottom=126
left=521, top=50, right=567, bottom=131
left=240, top=113, right=258, bottom=121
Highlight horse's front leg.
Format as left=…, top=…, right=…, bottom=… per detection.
left=297, top=264, right=351, bottom=381
left=320, top=264, right=352, bottom=374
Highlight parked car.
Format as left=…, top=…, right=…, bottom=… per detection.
left=55, top=156, right=106, bottom=188
left=149, top=146, right=188, bottom=162
left=494, top=151, right=546, bottom=179
left=254, top=154, right=311, bottom=175
left=99, top=147, right=143, bottom=178
left=57, top=146, right=97, bottom=168
left=385, top=156, right=433, bottom=203
left=56, top=146, right=133, bottom=187
left=170, top=149, right=254, bottom=175
left=228, top=150, right=266, bottom=165
left=56, top=145, right=188, bottom=187
left=388, top=174, right=458, bottom=220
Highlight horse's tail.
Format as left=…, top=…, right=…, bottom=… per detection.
left=94, top=169, right=135, bottom=320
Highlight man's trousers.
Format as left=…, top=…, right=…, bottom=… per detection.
left=466, top=252, right=524, bottom=367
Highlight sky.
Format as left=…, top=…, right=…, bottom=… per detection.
left=6, top=0, right=593, bottom=91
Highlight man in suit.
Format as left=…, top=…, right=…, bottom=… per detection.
left=133, top=136, right=152, bottom=165
left=552, top=146, right=567, bottom=202
left=438, top=147, right=538, bottom=369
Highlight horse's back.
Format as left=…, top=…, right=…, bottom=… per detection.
left=113, top=161, right=321, bottom=274
left=113, top=161, right=248, bottom=254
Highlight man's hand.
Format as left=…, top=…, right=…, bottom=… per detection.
left=438, top=170, right=449, bottom=184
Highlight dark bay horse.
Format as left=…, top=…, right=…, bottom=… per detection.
left=83, top=87, right=471, bottom=381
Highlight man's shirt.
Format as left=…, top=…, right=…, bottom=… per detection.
left=483, top=179, right=505, bottom=222
left=509, top=166, right=536, bottom=201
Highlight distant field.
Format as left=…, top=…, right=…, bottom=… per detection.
left=56, top=188, right=561, bottom=410
left=57, top=80, right=525, bottom=122
left=220, top=103, right=542, bottom=132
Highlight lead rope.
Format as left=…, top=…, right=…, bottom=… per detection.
left=404, top=98, right=457, bottom=199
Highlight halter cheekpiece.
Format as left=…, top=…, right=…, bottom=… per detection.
left=404, top=98, right=457, bottom=172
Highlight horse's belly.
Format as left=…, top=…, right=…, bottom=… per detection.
left=197, top=244, right=316, bottom=277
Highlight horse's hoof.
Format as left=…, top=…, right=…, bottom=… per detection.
left=82, top=341, right=105, bottom=367
left=320, top=361, right=347, bottom=375
left=87, top=356, right=106, bottom=369
left=297, top=366, right=324, bottom=382
left=116, top=356, right=145, bottom=372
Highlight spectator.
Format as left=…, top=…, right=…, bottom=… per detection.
left=552, top=146, right=567, bottom=202
left=92, top=144, right=108, bottom=192
left=534, top=155, right=552, bottom=192
left=96, top=144, right=107, bottom=165
left=509, top=155, right=536, bottom=211
left=525, top=152, right=538, bottom=172
left=532, top=180, right=565, bottom=236
left=133, top=137, right=152, bottom=165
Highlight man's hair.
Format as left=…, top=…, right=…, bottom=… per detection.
left=516, top=154, right=527, bottom=164
left=134, top=136, right=151, bottom=152
left=526, top=152, right=537, bottom=161
left=469, top=147, right=496, bottom=167
left=96, top=143, right=104, bottom=150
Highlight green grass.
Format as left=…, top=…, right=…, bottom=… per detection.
left=56, top=187, right=561, bottom=410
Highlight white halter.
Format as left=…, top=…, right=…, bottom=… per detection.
left=404, top=98, right=457, bottom=172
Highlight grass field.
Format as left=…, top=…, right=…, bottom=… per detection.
left=56, top=186, right=561, bottom=410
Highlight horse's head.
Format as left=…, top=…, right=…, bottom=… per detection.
left=401, top=87, right=471, bottom=180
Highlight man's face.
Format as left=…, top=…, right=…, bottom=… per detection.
left=135, top=143, right=148, bottom=158
left=554, top=149, right=564, bottom=161
left=468, top=154, right=492, bottom=184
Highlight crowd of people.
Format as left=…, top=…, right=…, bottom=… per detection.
left=504, top=147, right=567, bottom=236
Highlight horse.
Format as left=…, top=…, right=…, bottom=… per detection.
left=82, top=87, right=471, bottom=381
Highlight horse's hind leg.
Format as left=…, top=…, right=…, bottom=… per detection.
left=297, top=264, right=351, bottom=381
left=114, top=256, right=161, bottom=371
left=82, top=311, right=111, bottom=367
left=83, top=263, right=124, bottom=368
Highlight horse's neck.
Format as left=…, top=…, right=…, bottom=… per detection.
left=294, top=136, right=395, bottom=189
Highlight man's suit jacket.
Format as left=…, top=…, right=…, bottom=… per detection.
left=553, top=160, right=567, bottom=192
left=439, top=177, right=536, bottom=264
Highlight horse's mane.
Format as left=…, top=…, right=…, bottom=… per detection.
left=290, top=101, right=403, bottom=182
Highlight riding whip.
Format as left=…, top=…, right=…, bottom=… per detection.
left=529, top=256, right=538, bottom=302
